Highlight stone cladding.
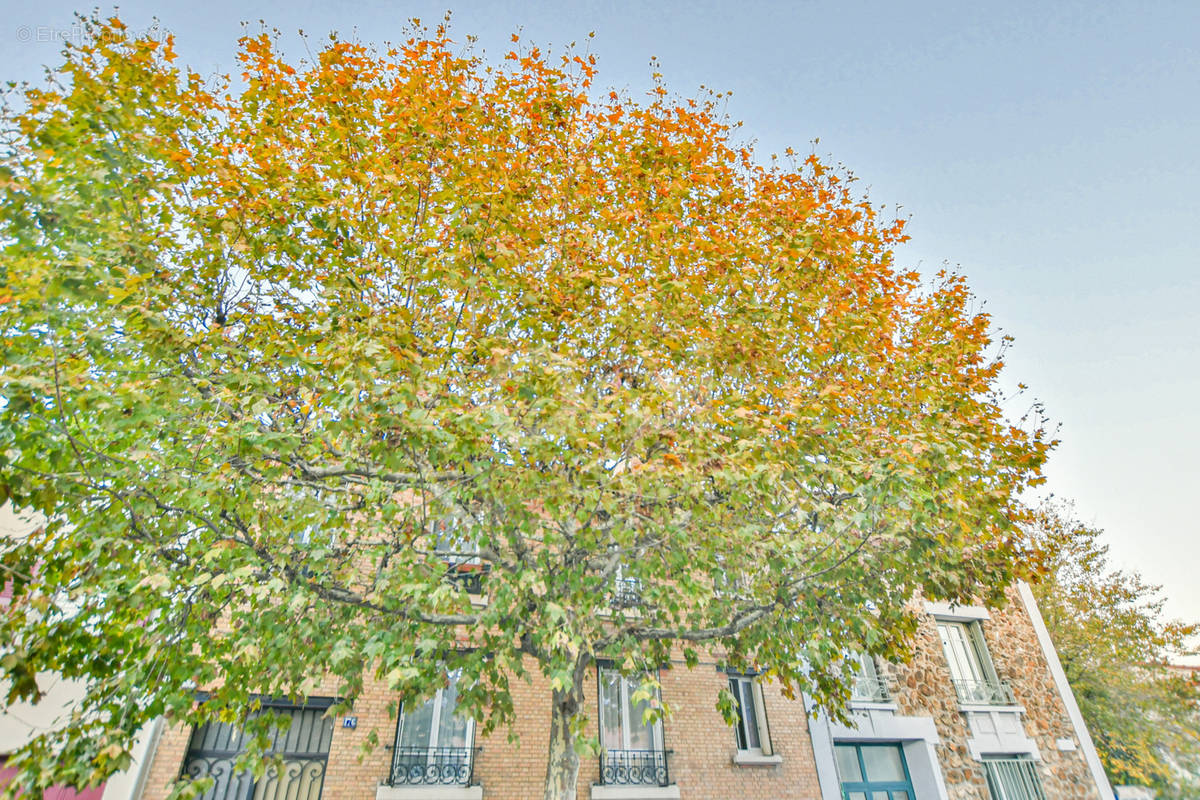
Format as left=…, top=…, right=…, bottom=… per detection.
left=881, top=588, right=1102, bottom=800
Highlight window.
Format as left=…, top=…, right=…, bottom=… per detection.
left=181, top=700, right=333, bottom=800
left=390, top=670, right=476, bottom=786
left=432, top=521, right=487, bottom=595
left=849, top=653, right=890, bottom=703
left=608, top=553, right=643, bottom=609
left=983, top=757, right=1048, bottom=800
left=728, top=675, right=774, bottom=756
left=598, top=667, right=668, bottom=786
left=937, top=619, right=1014, bottom=705
left=834, top=743, right=914, bottom=800
left=713, top=556, right=750, bottom=599
left=433, top=521, right=478, bottom=567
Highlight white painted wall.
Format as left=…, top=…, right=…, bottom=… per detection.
left=0, top=504, right=160, bottom=799
left=806, top=697, right=950, bottom=800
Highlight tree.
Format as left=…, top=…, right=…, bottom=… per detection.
left=1027, top=503, right=1200, bottom=798
left=0, top=16, right=1051, bottom=800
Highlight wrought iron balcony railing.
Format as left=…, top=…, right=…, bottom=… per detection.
left=610, top=577, right=643, bottom=609
left=850, top=675, right=891, bottom=703
left=600, top=748, right=670, bottom=787
left=389, top=746, right=480, bottom=786
left=952, top=677, right=1017, bottom=706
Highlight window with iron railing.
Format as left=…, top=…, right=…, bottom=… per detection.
left=608, top=557, right=643, bottom=609
left=712, top=555, right=751, bottom=600
left=389, top=670, right=478, bottom=787
left=433, top=521, right=487, bottom=595
left=850, top=653, right=891, bottom=703
left=610, top=576, right=643, bottom=609
left=597, top=667, right=669, bottom=787
left=937, top=619, right=1015, bottom=706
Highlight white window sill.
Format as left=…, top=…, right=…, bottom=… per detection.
left=958, top=702, right=1025, bottom=713
left=597, top=607, right=644, bottom=620
left=732, top=750, right=783, bottom=766
left=848, top=700, right=899, bottom=711
left=377, top=785, right=482, bottom=800
left=590, top=784, right=681, bottom=800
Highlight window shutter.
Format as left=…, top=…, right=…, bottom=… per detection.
left=968, top=621, right=1000, bottom=683
left=751, top=680, right=773, bottom=756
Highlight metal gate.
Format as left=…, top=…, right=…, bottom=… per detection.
left=181, top=701, right=333, bottom=800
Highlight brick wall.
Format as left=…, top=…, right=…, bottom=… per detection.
left=137, top=589, right=1101, bottom=800
left=136, top=655, right=825, bottom=800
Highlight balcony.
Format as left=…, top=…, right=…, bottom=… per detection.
left=952, top=677, right=1016, bottom=706
left=388, top=746, right=480, bottom=787
left=445, top=562, right=489, bottom=595
left=599, top=749, right=670, bottom=787
left=610, top=577, right=643, bottom=610
left=850, top=674, right=891, bottom=704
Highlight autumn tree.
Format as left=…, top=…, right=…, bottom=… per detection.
left=1027, top=504, right=1200, bottom=798
left=0, top=17, right=1051, bottom=800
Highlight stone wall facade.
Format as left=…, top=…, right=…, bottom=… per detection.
left=134, top=589, right=1107, bottom=800
left=877, top=588, right=1104, bottom=800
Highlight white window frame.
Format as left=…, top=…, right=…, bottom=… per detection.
left=610, top=559, right=643, bottom=610
left=849, top=652, right=890, bottom=703
left=712, top=555, right=750, bottom=599
left=937, top=618, right=1003, bottom=702
left=598, top=667, right=663, bottom=753
left=432, top=519, right=480, bottom=568
left=394, top=670, right=476, bottom=765
left=728, top=674, right=774, bottom=757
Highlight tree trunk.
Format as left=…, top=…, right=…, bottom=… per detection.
left=543, top=684, right=584, bottom=800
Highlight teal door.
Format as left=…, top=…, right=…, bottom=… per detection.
left=834, top=743, right=915, bottom=800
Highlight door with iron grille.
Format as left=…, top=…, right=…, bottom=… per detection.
left=181, top=700, right=334, bottom=800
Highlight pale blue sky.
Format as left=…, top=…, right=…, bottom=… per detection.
left=3, top=1, right=1198, bottom=632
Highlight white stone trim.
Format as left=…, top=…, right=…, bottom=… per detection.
left=828, top=707, right=941, bottom=745
left=962, top=707, right=1040, bottom=761
left=107, top=717, right=163, bottom=800
left=924, top=600, right=992, bottom=621
left=805, top=696, right=949, bottom=800
left=376, top=785, right=483, bottom=800
left=805, top=701, right=845, bottom=800
left=732, top=750, right=783, bottom=766
left=589, top=784, right=681, bottom=800
left=956, top=702, right=1026, bottom=714
left=847, top=700, right=899, bottom=712
left=1016, top=580, right=1116, bottom=800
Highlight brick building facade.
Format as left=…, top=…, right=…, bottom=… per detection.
left=132, top=584, right=1112, bottom=800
